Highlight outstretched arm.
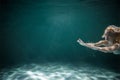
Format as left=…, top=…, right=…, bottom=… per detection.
left=94, top=40, right=108, bottom=46
left=95, top=43, right=120, bottom=53
left=77, top=38, right=108, bottom=47
left=77, top=38, right=101, bottom=50
left=77, top=38, right=120, bottom=53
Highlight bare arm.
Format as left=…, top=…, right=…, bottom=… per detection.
left=77, top=38, right=101, bottom=50
left=95, top=43, right=120, bottom=53
left=94, top=40, right=108, bottom=47
left=77, top=38, right=120, bottom=53
left=77, top=38, right=108, bottom=47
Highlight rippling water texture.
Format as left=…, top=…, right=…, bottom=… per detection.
left=1, top=63, right=120, bottom=80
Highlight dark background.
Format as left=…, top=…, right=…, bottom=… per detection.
left=1, top=0, right=120, bottom=72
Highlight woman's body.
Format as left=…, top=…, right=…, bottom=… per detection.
left=77, top=25, right=120, bottom=54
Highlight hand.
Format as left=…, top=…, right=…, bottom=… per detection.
left=77, top=38, right=86, bottom=46
left=77, top=38, right=99, bottom=50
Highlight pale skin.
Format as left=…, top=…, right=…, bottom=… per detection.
left=77, top=25, right=120, bottom=54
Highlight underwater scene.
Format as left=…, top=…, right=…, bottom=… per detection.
left=1, top=0, right=120, bottom=80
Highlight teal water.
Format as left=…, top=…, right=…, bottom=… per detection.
left=1, top=0, right=120, bottom=80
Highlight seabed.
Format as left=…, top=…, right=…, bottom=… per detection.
left=1, top=63, right=120, bottom=80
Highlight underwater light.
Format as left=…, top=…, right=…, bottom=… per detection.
left=1, top=63, right=120, bottom=80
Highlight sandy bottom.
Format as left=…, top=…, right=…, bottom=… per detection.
left=1, top=63, right=120, bottom=80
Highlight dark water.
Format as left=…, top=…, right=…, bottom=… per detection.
left=1, top=0, right=120, bottom=80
